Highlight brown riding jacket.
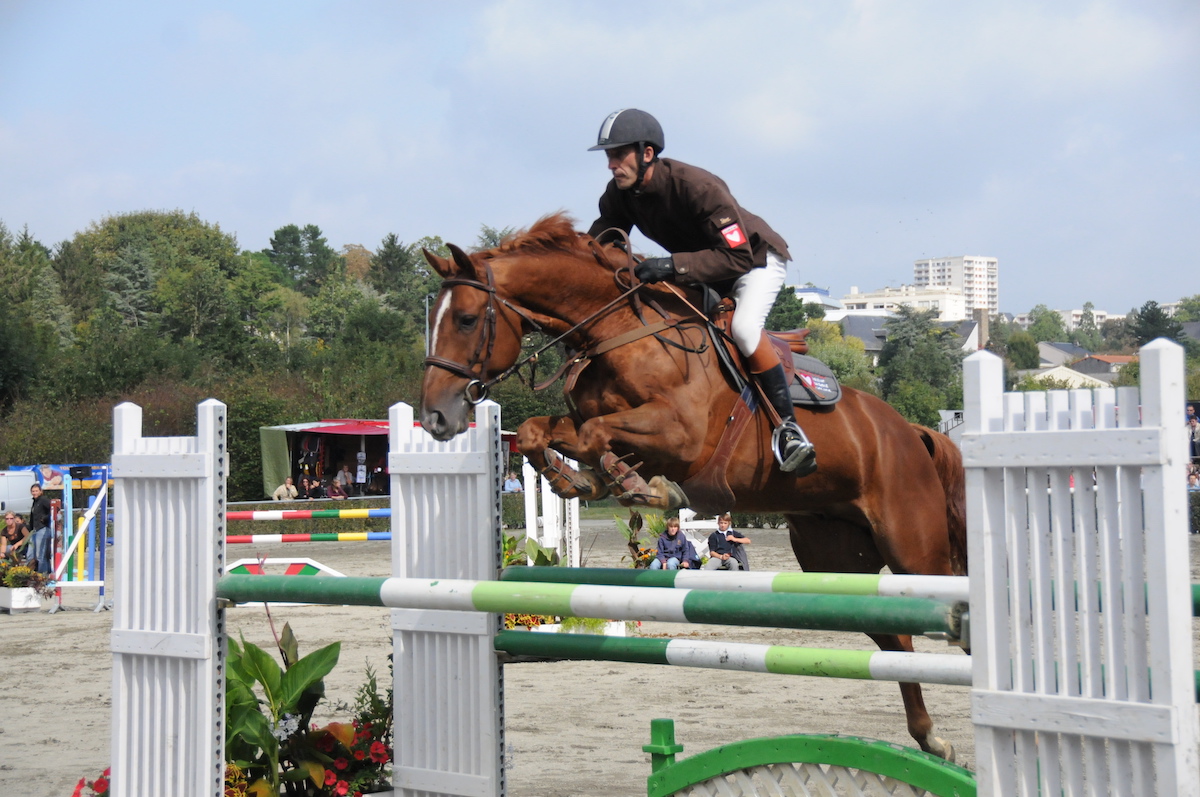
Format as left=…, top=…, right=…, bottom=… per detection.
left=587, top=158, right=790, bottom=286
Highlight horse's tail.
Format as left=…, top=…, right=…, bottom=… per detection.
left=912, top=425, right=968, bottom=576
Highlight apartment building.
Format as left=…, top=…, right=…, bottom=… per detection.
left=839, top=284, right=967, bottom=322
left=913, top=256, right=998, bottom=315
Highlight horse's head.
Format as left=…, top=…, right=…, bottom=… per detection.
left=420, top=243, right=526, bottom=440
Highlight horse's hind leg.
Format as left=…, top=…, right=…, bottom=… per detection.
left=868, top=632, right=955, bottom=762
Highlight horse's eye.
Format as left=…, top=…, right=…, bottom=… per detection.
left=458, top=314, right=479, bottom=331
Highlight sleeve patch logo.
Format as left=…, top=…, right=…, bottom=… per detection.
left=720, top=222, right=746, bottom=247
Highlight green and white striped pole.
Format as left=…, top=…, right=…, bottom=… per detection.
left=217, top=574, right=965, bottom=639
left=500, top=566, right=970, bottom=603
left=494, top=631, right=972, bottom=686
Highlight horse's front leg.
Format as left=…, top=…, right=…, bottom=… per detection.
left=516, top=416, right=611, bottom=501
left=572, top=404, right=697, bottom=510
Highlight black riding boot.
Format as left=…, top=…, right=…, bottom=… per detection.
left=756, top=364, right=816, bottom=476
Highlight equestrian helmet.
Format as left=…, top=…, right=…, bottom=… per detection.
left=588, top=108, right=665, bottom=154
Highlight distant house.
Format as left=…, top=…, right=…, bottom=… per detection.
left=1037, top=341, right=1090, bottom=368
left=840, top=315, right=891, bottom=366
left=1071, top=354, right=1137, bottom=380
left=1015, top=366, right=1110, bottom=389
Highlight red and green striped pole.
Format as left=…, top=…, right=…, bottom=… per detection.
left=216, top=575, right=965, bottom=639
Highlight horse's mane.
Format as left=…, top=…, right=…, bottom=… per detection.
left=485, top=212, right=622, bottom=271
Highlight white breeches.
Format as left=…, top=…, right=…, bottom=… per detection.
left=729, top=250, right=788, bottom=356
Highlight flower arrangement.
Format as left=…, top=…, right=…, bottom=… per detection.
left=0, top=560, right=55, bottom=596
left=71, top=767, right=109, bottom=797
left=616, top=510, right=658, bottom=568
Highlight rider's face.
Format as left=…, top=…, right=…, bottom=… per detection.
left=606, top=145, right=652, bottom=190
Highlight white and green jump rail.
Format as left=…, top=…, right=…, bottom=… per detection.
left=216, top=574, right=965, bottom=639
left=500, top=565, right=971, bottom=602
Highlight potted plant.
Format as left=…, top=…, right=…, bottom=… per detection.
left=0, top=560, right=53, bottom=613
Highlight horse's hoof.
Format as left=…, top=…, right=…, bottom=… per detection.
left=647, top=476, right=689, bottom=509
left=928, top=737, right=955, bottom=763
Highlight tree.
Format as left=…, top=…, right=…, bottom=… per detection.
left=1174, top=294, right=1200, bottom=323
left=1007, top=331, right=1041, bottom=369
left=104, top=245, right=157, bottom=327
left=1129, top=300, right=1183, bottom=346
left=1026, top=304, right=1066, bottom=343
left=263, top=223, right=341, bottom=296
left=1100, top=316, right=1134, bottom=352
left=765, top=289, right=811, bottom=332
left=807, top=333, right=876, bottom=393
left=1070, top=302, right=1102, bottom=352
left=474, top=224, right=516, bottom=251
left=877, top=306, right=964, bottom=421
left=367, top=233, right=444, bottom=334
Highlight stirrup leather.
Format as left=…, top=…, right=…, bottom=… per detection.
left=772, top=420, right=816, bottom=475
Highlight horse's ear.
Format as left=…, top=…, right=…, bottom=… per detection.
left=423, top=248, right=456, bottom=280
left=447, top=243, right=477, bottom=278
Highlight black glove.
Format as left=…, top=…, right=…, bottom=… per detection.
left=635, top=256, right=675, bottom=284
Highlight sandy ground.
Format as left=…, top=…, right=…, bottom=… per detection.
left=2, top=523, right=1198, bottom=797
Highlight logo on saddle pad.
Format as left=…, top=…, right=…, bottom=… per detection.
left=797, top=370, right=834, bottom=397
left=720, top=222, right=746, bottom=247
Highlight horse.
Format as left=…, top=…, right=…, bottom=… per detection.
left=419, top=213, right=968, bottom=759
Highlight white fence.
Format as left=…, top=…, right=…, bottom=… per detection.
left=107, top=339, right=1199, bottom=796
left=963, top=339, right=1199, bottom=796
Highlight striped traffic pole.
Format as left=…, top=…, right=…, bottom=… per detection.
left=500, top=566, right=970, bottom=603
left=227, top=508, right=391, bottom=521
left=493, top=631, right=972, bottom=686
left=227, top=532, right=392, bottom=544
left=216, top=575, right=965, bottom=639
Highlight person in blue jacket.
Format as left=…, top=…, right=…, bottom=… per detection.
left=649, top=516, right=699, bottom=570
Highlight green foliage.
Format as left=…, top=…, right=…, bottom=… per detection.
left=876, top=306, right=963, bottom=423
left=1129, top=300, right=1183, bottom=346
left=1100, top=316, right=1135, bottom=352
left=765, top=289, right=817, bottom=332
left=1175, top=294, right=1200, bottom=323
left=474, top=224, right=516, bottom=251
left=1070, top=302, right=1102, bottom=351
left=1007, top=330, right=1041, bottom=369
left=807, top=333, right=876, bottom=393
left=226, top=625, right=341, bottom=796
left=1012, top=374, right=1077, bottom=392
left=1026, top=305, right=1067, bottom=343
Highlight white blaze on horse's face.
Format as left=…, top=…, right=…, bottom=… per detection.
left=430, top=291, right=452, bottom=354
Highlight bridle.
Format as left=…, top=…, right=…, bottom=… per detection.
left=423, top=238, right=709, bottom=405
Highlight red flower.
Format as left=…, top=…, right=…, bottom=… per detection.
left=324, top=769, right=337, bottom=786
left=93, top=776, right=110, bottom=793
left=334, top=780, right=350, bottom=796
left=316, top=733, right=336, bottom=752
left=353, top=749, right=366, bottom=760
left=72, top=778, right=86, bottom=797
left=334, top=757, right=349, bottom=770
left=370, top=741, right=390, bottom=763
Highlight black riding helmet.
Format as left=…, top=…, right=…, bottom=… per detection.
left=588, top=108, right=664, bottom=193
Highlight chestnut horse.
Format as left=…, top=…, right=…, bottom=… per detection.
left=419, top=213, right=967, bottom=759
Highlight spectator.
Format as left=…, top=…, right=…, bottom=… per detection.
left=1189, top=472, right=1200, bottom=492
left=327, top=479, right=347, bottom=500
left=703, top=513, right=751, bottom=571
left=2, top=511, right=30, bottom=561
left=649, top=516, right=699, bottom=570
left=272, top=477, right=298, bottom=501
left=503, top=472, right=523, bottom=493
left=1188, top=416, right=1200, bottom=464
left=338, top=464, right=355, bottom=496
left=27, top=483, right=53, bottom=575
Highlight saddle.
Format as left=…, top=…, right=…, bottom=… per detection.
left=678, top=297, right=841, bottom=513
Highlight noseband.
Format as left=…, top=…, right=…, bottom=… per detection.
left=423, top=263, right=506, bottom=405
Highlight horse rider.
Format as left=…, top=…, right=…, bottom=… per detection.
left=586, top=108, right=816, bottom=475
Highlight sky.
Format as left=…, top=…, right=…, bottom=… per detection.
left=1, top=0, right=1197, bottom=316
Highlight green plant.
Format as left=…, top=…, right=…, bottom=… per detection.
left=308, top=664, right=393, bottom=796
left=502, top=531, right=562, bottom=568
left=225, top=623, right=341, bottom=795
left=558, top=616, right=610, bottom=634
left=615, top=510, right=657, bottom=568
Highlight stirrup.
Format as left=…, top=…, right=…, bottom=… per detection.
left=772, top=420, right=816, bottom=475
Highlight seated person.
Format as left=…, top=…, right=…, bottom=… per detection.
left=503, top=472, right=523, bottom=493
left=2, top=511, right=31, bottom=561
left=307, top=479, right=326, bottom=500
left=272, top=477, right=298, bottom=501
left=703, top=513, right=751, bottom=571
left=327, top=479, right=348, bottom=500
left=1188, top=472, right=1200, bottom=492
left=649, top=517, right=699, bottom=570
